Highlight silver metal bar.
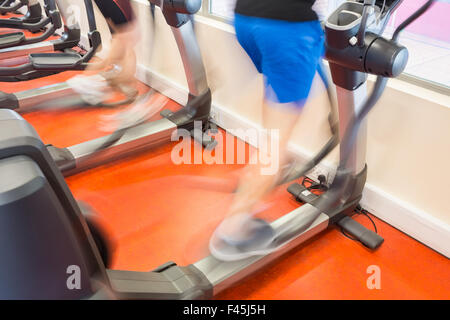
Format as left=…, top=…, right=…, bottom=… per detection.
left=171, top=20, right=209, bottom=96
left=66, top=118, right=177, bottom=174
left=0, top=41, right=54, bottom=60
left=336, top=84, right=368, bottom=175
left=194, top=205, right=329, bottom=296
left=15, top=82, right=75, bottom=111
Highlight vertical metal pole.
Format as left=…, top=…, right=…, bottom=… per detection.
left=336, top=84, right=368, bottom=175
left=171, top=19, right=209, bottom=96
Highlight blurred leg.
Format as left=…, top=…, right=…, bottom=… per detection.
left=88, top=0, right=138, bottom=87
left=228, top=101, right=302, bottom=217
left=214, top=17, right=324, bottom=243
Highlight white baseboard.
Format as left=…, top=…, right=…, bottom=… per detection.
left=136, top=64, right=450, bottom=258
left=361, top=185, right=450, bottom=258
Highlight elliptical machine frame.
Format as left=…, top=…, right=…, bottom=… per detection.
left=0, top=0, right=79, bottom=56
left=0, top=0, right=101, bottom=82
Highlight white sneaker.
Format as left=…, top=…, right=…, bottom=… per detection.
left=209, top=215, right=277, bottom=262
left=99, top=91, right=169, bottom=132
left=67, top=74, right=113, bottom=106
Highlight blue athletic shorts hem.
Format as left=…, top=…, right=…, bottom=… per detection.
left=234, top=14, right=325, bottom=108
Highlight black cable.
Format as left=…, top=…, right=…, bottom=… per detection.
left=339, top=205, right=379, bottom=244
left=302, top=177, right=311, bottom=189
left=301, top=176, right=328, bottom=192
left=302, top=177, right=317, bottom=191
left=356, top=206, right=378, bottom=234
left=392, top=0, right=435, bottom=42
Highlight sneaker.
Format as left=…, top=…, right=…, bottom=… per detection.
left=209, top=214, right=277, bottom=261
left=67, top=74, right=113, bottom=106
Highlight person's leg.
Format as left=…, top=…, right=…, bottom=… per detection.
left=213, top=18, right=325, bottom=251
left=228, top=101, right=302, bottom=217
left=101, top=23, right=139, bottom=89
left=90, top=0, right=138, bottom=88
left=67, top=1, right=139, bottom=107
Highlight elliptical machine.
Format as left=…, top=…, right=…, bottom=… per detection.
left=0, top=0, right=100, bottom=82
left=0, top=0, right=28, bottom=15
left=0, top=0, right=435, bottom=299
left=0, top=0, right=77, bottom=55
left=0, top=0, right=215, bottom=178
left=0, top=0, right=43, bottom=29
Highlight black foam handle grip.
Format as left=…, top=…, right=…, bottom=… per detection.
left=337, top=216, right=384, bottom=249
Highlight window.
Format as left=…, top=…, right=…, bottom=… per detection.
left=203, top=0, right=450, bottom=91
left=384, top=0, right=450, bottom=89
left=207, top=0, right=236, bottom=20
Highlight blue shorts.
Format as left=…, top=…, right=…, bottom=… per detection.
left=234, top=14, right=325, bottom=108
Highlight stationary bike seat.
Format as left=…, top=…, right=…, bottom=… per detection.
left=0, top=32, right=25, bottom=49
left=29, top=52, right=83, bottom=70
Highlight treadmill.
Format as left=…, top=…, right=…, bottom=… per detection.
left=0, top=0, right=44, bottom=31
left=0, top=0, right=78, bottom=58
left=0, top=0, right=431, bottom=299
left=0, top=0, right=215, bottom=177
left=0, top=0, right=100, bottom=82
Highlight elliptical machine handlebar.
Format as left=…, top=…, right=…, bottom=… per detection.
left=356, top=0, right=376, bottom=47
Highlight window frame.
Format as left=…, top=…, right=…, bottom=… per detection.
left=199, top=0, right=231, bottom=23
left=200, top=0, right=450, bottom=95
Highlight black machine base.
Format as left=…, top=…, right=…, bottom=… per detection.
left=108, top=262, right=213, bottom=300
left=160, top=89, right=218, bottom=150
left=287, top=166, right=384, bottom=250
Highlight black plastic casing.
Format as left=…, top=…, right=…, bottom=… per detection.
left=0, top=110, right=108, bottom=299
left=326, top=28, right=408, bottom=90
